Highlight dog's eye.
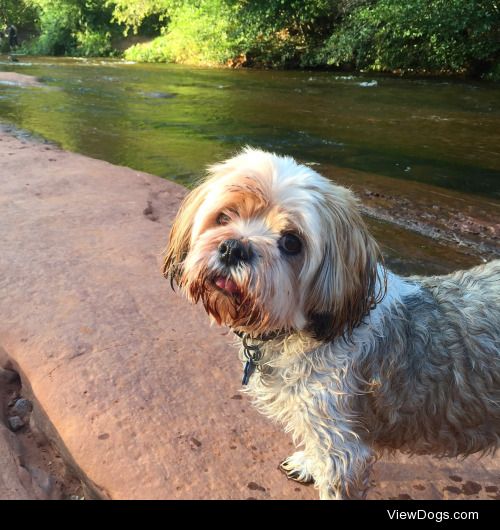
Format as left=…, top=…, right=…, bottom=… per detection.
left=278, top=233, right=302, bottom=255
left=216, top=213, right=231, bottom=226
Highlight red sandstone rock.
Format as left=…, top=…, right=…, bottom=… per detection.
left=0, top=72, right=45, bottom=87
left=0, top=131, right=498, bottom=499
left=0, top=424, right=34, bottom=499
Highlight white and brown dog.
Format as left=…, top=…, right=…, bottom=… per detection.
left=163, top=148, right=500, bottom=499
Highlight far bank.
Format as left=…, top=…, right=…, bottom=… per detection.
left=7, top=0, right=500, bottom=81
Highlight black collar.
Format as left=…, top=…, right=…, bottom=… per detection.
left=232, top=329, right=286, bottom=342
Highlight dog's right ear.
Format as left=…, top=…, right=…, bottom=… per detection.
left=162, top=184, right=208, bottom=288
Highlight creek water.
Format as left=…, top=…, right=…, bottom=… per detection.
left=1, top=57, right=498, bottom=274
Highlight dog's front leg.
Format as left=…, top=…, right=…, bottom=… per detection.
left=313, top=440, right=374, bottom=500
left=298, top=402, right=374, bottom=500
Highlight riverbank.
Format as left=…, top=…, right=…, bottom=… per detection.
left=1, top=127, right=499, bottom=500
left=0, top=128, right=317, bottom=500
left=11, top=0, right=500, bottom=82
left=1, top=63, right=498, bottom=273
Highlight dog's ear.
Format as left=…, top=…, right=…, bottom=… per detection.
left=304, top=190, right=386, bottom=342
left=162, top=153, right=242, bottom=288
left=162, top=183, right=208, bottom=288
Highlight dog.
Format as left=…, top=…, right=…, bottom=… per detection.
left=163, top=147, right=500, bottom=499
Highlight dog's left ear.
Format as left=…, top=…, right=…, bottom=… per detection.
left=162, top=183, right=208, bottom=288
left=304, top=189, right=386, bottom=342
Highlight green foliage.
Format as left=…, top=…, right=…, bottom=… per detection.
left=125, top=35, right=172, bottom=62
left=4, top=0, right=499, bottom=77
left=320, top=0, right=500, bottom=75
left=122, top=0, right=349, bottom=67
left=484, top=62, right=500, bottom=81
left=125, top=0, right=239, bottom=65
left=107, top=0, right=176, bottom=34
left=232, top=0, right=340, bottom=66
left=0, top=0, right=38, bottom=51
left=23, top=1, right=77, bottom=55
left=75, top=27, right=113, bottom=56
left=0, top=0, right=38, bottom=31
left=23, top=0, right=121, bottom=56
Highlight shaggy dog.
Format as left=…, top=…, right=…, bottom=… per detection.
left=163, top=148, right=500, bottom=499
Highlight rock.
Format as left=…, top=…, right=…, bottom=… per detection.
left=142, top=91, right=177, bottom=99
left=26, top=466, right=57, bottom=499
left=0, top=130, right=498, bottom=500
left=1, top=130, right=314, bottom=500
left=0, top=423, right=32, bottom=499
left=8, top=416, right=24, bottom=432
left=0, top=422, right=63, bottom=500
left=11, top=398, right=33, bottom=418
left=27, top=415, right=50, bottom=447
left=7, top=396, right=20, bottom=407
left=0, top=346, right=14, bottom=368
left=0, top=72, right=45, bottom=88
left=0, top=367, right=19, bottom=384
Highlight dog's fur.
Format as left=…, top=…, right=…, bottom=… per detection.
left=163, top=148, right=500, bottom=499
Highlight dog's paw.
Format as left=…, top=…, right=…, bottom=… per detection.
left=279, top=451, right=314, bottom=484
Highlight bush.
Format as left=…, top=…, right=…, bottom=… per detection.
left=123, top=0, right=347, bottom=67
left=75, top=28, right=113, bottom=57
left=12, top=0, right=500, bottom=75
left=125, top=35, right=173, bottom=62
left=320, top=0, right=500, bottom=76
left=23, top=2, right=79, bottom=55
left=0, top=39, right=10, bottom=53
left=125, top=0, right=240, bottom=65
left=23, top=0, right=122, bottom=56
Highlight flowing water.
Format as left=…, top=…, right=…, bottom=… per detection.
left=1, top=57, right=499, bottom=274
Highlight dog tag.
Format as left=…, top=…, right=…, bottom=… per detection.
left=242, top=360, right=256, bottom=386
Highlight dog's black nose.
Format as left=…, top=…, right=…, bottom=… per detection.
left=218, top=239, right=251, bottom=266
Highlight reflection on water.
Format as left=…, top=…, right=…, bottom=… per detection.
left=0, top=57, right=498, bottom=274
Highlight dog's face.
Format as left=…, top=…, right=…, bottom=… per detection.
left=163, top=148, right=384, bottom=340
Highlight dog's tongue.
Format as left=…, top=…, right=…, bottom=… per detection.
left=215, top=276, right=239, bottom=294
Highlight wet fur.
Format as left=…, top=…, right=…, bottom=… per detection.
left=163, top=148, right=500, bottom=499
left=247, top=265, right=500, bottom=499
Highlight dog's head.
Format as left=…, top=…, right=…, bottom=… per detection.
left=163, top=148, right=385, bottom=341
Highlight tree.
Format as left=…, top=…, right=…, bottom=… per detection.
left=0, top=0, right=38, bottom=31
left=24, top=0, right=120, bottom=56
left=320, top=0, right=500, bottom=75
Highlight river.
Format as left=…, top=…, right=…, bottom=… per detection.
left=1, top=57, right=498, bottom=274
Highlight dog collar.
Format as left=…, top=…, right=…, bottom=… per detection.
left=233, top=329, right=286, bottom=385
